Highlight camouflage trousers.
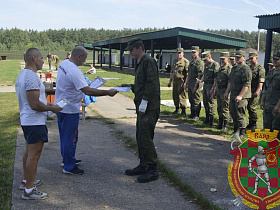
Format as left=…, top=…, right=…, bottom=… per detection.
left=188, top=86, right=202, bottom=116
left=216, top=88, right=229, bottom=121
left=136, top=108, right=160, bottom=165
left=173, top=82, right=187, bottom=108
left=263, top=107, right=280, bottom=136
left=247, top=96, right=259, bottom=122
left=203, top=83, right=215, bottom=116
left=230, top=98, right=248, bottom=130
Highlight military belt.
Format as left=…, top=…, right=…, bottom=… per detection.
left=218, top=85, right=227, bottom=89
left=204, top=81, right=214, bottom=84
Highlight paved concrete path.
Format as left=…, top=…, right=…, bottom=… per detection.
left=91, top=96, right=250, bottom=210
left=11, top=99, right=199, bottom=210
left=10, top=86, right=253, bottom=209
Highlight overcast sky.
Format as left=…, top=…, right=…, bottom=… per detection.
left=0, top=0, right=279, bottom=32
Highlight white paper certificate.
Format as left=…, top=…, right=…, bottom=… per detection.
left=89, top=76, right=106, bottom=89
left=47, top=98, right=70, bottom=116
left=110, top=87, right=131, bottom=92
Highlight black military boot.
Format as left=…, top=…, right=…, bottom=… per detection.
left=181, top=107, right=186, bottom=116
left=246, top=121, right=252, bottom=129
left=216, top=118, right=223, bottom=129
left=250, top=121, right=257, bottom=131
left=222, top=120, right=228, bottom=133
left=240, top=128, right=246, bottom=138
left=172, top=107, right=179, bottom=114
left=188, top=108, right=195, bottom=118
left=125, top=162, right=148, bottom=176
left=208, top=116, right=214, bottom=127
left=136, top=163, right=159, bottom=183
left=203, top=113, right=209, bottom=124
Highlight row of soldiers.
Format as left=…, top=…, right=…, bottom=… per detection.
left=168, top=46, right=280, bottom=139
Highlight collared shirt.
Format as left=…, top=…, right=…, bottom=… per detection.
left=229, top=63, right=252, bottom=99
left=187, top=57, right=204, bottom=88
left=203, top=60, right=220, bottom=84
left=264, top=68, right=280, bottom=109
left=131, top=54, right=160, bottom=112
left=171, top=57, right=189, bottom=84
left=215, top=63, right=231, bottom=88
left=249, top=63, right=265, bottom=93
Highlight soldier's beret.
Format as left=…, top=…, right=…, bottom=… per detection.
left=191, top=46, right=199, bottom=52
left=249, top=52, right=258, bottom=58
left=125, top=38, right=143, bottom=51
left=268, top=58, right=273, bottom=66
left=201, top=51, right=211, bottom=60
left=177, top=48, right=184, bottom=53
left=229, top=52, right=236, bottom=59
left=235, top=50, right=246, bottom=57
left=273, top=52, right=280, bottom=59
left=220, top=52, right=229, bottom=59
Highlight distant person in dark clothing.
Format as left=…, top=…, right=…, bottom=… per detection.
left=165, top=62, right=171, bottom=73
left=47, top=52, right=52, bottom=69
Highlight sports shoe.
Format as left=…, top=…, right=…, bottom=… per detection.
left=63, top=166, right=84, bottom=175
left=125, top=164, right=148, bottom=176
left=21, top=187, right=47, bottom=200
left=136, top=169, right=159, bottom=183
left=60, top=159, right=81, bottom=167
left=192, top=116, right=199, bottom=121
left=19, top=180, right=42, bottom=190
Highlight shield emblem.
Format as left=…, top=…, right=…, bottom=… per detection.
left=228, top=129, right=280, bottom=209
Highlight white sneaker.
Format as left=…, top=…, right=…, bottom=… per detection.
left=21, top=187, right=47, bottom=200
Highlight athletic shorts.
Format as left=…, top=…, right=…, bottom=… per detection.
left=21, top=125, right=48, bottom=144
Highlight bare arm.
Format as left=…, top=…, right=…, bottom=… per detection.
left=260, top=93, right=266, bottom=110
left=81, top=86, right=118, bottom=97
left=26, top=91, right=62, bottom=113
left=253, top=82, right=263, bottom=97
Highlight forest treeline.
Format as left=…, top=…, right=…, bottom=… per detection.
left=0, top=27, right=280, bottom=52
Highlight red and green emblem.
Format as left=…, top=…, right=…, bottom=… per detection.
left=228, top=129, right=280, bottom=209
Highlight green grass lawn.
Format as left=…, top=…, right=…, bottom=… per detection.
left=0, top=60, right=23, bottom=86
left=0, top=92, right=19, bottom=209
left=0, top=57, right=264, bottom=209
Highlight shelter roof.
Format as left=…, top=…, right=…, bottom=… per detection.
left=88, top=27, right=246, bottom=51
left=256, top=13, right=280, bottom=33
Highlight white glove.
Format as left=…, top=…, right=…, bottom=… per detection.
left=139, top=99, right=148, bottom=113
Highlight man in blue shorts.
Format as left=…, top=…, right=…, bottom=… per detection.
left=15, top=48, right=63, bottom=200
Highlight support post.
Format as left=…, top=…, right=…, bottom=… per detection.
left=264, top=29, right=273, bottom=74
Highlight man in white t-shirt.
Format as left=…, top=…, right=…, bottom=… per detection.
left=55, top=46, right=118, bottom=175
left=15, top=48, right=62, bottom=200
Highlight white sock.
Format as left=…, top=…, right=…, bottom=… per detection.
left=25, top=187, right=34, bottom=194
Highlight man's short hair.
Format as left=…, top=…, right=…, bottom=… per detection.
left=71, top=46, right=87, bottom=58
left=25, top=48, right=40, bottom=62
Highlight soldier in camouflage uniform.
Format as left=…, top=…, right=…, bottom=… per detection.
left=211, top=52, right=231, bottom=132
left=247, top=52, right=265, bottom=130
left=224, top=50, right=252, bottom=138
left=200, top=51, right=219, bottom=126
left=184, top=46, right=204, bottom=121
left=260, top=58, right=274, bottom=128
left=260, top=52, right=280, bottom=138
left=122, top=38, right=160, bottom=183
left=229, top=52, right=237, bottom=67
left=168, top=48, right=189, bottom=116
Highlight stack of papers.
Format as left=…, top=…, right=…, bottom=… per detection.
left=90, top=76, right=106, bottom=88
